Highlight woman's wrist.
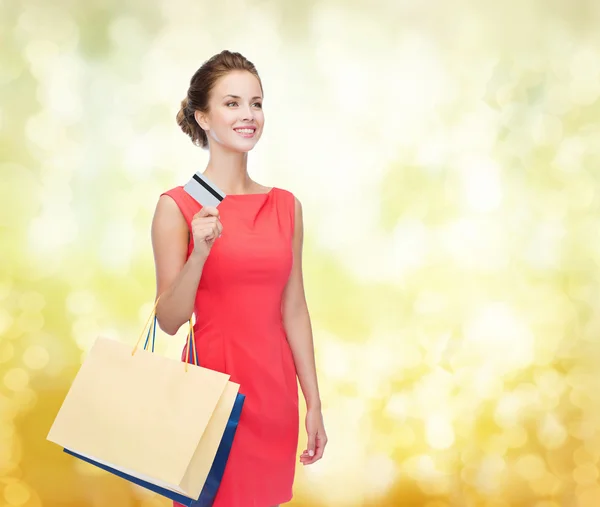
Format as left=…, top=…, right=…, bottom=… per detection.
left=306, top=399, right=322, bottom=412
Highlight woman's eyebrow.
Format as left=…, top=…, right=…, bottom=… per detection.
left=223, top=94, right=262, bottom=100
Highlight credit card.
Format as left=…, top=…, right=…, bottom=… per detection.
left=183, top=172, right=226, bottom=207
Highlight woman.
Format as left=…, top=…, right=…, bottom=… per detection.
left=151, top=50, right=327, bottom=507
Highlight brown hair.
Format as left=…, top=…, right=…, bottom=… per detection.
left=176, top=50, right=263, bottom=148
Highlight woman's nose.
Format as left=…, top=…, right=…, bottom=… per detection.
left=241, top=105, right=254, bottom=121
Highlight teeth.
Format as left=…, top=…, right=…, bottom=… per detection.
left=235, top=129, right=254, bottom=134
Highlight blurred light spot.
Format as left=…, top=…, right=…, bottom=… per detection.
left=553, top=137, right=585, bottom=173
left=459, top=156, right=503, bottom=212
left=108, top=16, right=146, bottom=50
left=16, top=312, right=44, bottom=334
left=0, top=281, right=12, bottom=300
left=0, top=309, right=14, bottom=336
left=0, top=394, right=18, bottom=421
left=391, top=218, right=428, bottom=276
left=72, top=317, right=101, bottom=351
left=23, top=345, right=49, bottom=370
left=404, top=454, right=444, bottom=482
left=3, top=481, right=30, bottom=505
left=471, top=366, right=505, bottom=400
left=0, top=422, right=15, bottom=440
left=100, top=220, right=135, bottom=273
left=42, top=55, right=83, bottom=124
left=414, top=291, right=447, bottom=314
left=124, top=134, right=159, bottom=178
left=474, top=455, right=505, bottom=494
left=18, top=291, right=45, bottom=312
left=385, top=394, right=410, bottom=422
left=140, top=498, right=165, bottom=507
left=568, top=47, right=600, bottom=106
left=66, top=290, right=96, bottom=315
left=319, top=338, right=350, bottom=381
left=538, top=413, right=567, bottom=449
left=483, top=435, right=508, bottom=456
left=13, top=389, right=37, bottom=412
left=365, top=454, right=396, bottom=494
left=397, top=342, right=422, bottom=369
left=577, top=485, right=600, bottom=506
left=24, top=39, right=60, bottom=78
left=569, top=77, right=600, bottom=106
left=569, top=388, right=588, bottom=409
left=73, top=457, right=106, bottom=477
left=534, top=369, right=566, bottom=409
left=573, top=446, right=596, bottom=466
left=440, top=218, right=508, bottom=271
left=533, top=114, right=563, bottom=146
left=3, top=369, right=29, bottom=392
left=515, top=454, right=545, bottom=481
left=464, top=303, right=534, bottom=374
left=494, top=393, right=523, bottom=428
left=573, top=464, right=599, bottom=485
left=394, top=425, right=416, bottom=448
left=28, top=212, right=78, bottom=255
left=484, top=501, right=510, bottom=507
left=505, top=426, right=528, bottom=448
left=426, top=413, right=455, bottom=449
left=0, top=356, right=12, bottom=381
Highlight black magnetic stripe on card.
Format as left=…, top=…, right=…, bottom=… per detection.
left=193, top=174, right=224, bottom=202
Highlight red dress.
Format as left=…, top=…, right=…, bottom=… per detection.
left=161, top=186, right=299, bottom=507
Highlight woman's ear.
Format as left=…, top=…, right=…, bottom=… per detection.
left=194, top=110, right=209, bottom=131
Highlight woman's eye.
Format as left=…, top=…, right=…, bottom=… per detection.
left=253, top=102, right=263, bottom=108
left=226, top=101, right=238, bottom=107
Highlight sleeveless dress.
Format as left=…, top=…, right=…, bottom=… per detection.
left=161, top=185, right=299, bottom=507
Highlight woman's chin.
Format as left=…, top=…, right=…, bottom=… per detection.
left=228, top=139, right=260, bottom=153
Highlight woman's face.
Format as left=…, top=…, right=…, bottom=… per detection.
left=196, top=70, right=264, bottom=153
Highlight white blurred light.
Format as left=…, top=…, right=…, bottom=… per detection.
left=533, top=114, right=563, bottom=146
left=538, top=413, right=568, bottom=449
left=553, top=136, right=585, bottom=172
left=524, top=220, right=565, bottom=270
left=99, top=220, right=135, bottom=272
left=391, top=218, right=429, bottom=276
left=426, top=413, right=455, bottom=449
left=458, top=156, right=503, bottom=212
left=463, top=302, right=534, bottom=375
left=494, top=393, right=525, bottom=428
left=28, top=213, right=78, bottom=255
left=474, top=454, right=505, bottom=494
left=66, top=290, right=97, bottom=315
left=365, top=454, right=397, bottom=495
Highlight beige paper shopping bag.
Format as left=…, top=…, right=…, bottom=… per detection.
left=47, top=303, right=240, bottom=499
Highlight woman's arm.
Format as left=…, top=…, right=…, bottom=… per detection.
left=151, top=195, right=206, bottom=335
left=282, top=196, right=327, bottom=464
left=281, top=196, right=321, bottom=411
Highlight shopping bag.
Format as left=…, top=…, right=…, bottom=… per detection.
left=63, top=390, right=244, bottom=506
left=47, top=298, right=244, bottom=504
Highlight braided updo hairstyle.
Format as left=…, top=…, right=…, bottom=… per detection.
left=176, top=50, right=263, bottom=149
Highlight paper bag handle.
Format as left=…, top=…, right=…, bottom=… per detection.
left=131, top=296, right=198, bottom=371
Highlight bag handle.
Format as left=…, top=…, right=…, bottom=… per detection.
left=131, top=296, right=198, bottom=371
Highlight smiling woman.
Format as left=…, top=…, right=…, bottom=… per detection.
left=176, top=51, right=265, bottom=151
left=151, top=50, right=327, bottom=507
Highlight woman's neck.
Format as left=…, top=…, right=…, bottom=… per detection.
left=203, top=149, right=254, bottom=194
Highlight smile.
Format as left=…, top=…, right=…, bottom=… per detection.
left=233, top=128, right=256, bottom=138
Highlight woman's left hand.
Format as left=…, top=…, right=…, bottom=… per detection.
left=300, top=407, right=327, bottom=465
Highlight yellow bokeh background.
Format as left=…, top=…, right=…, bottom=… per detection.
left=2, top=0, right=600, bottom=505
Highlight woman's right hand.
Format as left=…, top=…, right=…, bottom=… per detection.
left=191, top=206, right=223, bottom=259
